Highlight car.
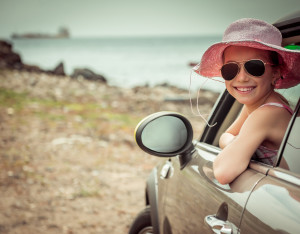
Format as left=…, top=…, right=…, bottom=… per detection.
left=129, top=12, right=300, bottom=234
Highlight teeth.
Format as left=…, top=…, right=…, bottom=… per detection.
left=236, top=87, right=253, bottom=92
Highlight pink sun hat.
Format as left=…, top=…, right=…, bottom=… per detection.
left=193, top=18, right=300, bottom=89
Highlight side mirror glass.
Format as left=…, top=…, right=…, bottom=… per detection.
left=135, top=112, right=194, bottom=157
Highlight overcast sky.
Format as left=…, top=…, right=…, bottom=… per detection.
left=0, top=0, right=299, bottom=38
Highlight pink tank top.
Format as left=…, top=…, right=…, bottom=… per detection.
left=252, top=102, right=293, bottom=165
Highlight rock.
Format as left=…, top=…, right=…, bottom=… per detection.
left=0, top=40, right=43, bottom=72
left=71, top=68, right=107, bottom=83
left=0, top=40, right=107, bottom=83
left=51, top=62, right=65, bottom=76
left=22, top=64, right=44, bottom=73
left=188, top=62, right=198, bottom=67
left=0, top=40, right=23, bottom=69
left=0, top=40, right=65, bottom=76
left=0, top=40, right=12, bottom=53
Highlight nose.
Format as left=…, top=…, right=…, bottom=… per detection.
left=235, top=65, right=249, bottom=82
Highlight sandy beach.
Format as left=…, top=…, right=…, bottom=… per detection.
left=0, top=68, right=218, bottom=233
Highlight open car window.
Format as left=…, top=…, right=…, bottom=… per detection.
left=207, top=85, right=299, bottom=147
left=203, top=84, right=299, bottom=169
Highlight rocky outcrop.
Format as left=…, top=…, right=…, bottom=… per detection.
left=0, top=40, right=106, bottom=83
left=0, top=40, right=22, bottom=69
left=51, top=62, right=65, bottom=76
left=71, top=68, right=107, bottom=83
left=0, top=40, right=51, bottom=74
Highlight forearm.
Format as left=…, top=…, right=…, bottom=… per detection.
left=213, top=140, right=251, bottom=184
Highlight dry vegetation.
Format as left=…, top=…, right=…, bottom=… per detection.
left=0, top=69, right=217, bottom=234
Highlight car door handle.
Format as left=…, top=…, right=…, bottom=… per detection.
left=205, top=215, right=238, bottom=234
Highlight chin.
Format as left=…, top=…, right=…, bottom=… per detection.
left=236, top=97, right=260, bottom=106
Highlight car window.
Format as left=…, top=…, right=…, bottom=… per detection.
left=277, top=85, right=300, bottom=111
left=279, top=105, right=300, bottom=173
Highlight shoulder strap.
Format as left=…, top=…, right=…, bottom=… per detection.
left=260, top=102, right=293, bottom=115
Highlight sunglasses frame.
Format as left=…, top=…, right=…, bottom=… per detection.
left=220, top=59, right=274, bottom=81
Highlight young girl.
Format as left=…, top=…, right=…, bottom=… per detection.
left=193, top=18, right=300, bottom=184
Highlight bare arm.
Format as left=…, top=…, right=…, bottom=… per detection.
left=214, top=109, right=270, bottom=184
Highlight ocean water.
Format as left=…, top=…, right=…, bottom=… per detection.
left=10, top=36, right=225, bottom=92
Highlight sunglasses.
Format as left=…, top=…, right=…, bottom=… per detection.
left=220, top=59, right=274, bottom=81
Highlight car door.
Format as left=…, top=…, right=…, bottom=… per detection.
left=161, top=142, right=267, bottom=234
left=239, top=99, right=300, bottom=234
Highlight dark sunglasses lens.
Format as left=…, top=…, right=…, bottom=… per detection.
left=245, top=60, right=265, bottom=76
left=221, top=63, right=239, bottom=80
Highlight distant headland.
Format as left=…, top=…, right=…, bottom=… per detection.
left=11, top=27, right=70, bottom=39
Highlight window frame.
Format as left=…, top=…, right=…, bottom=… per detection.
left=276, top=98, right=300, bottom=172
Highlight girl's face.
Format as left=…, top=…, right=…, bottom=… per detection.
left=223, top=46, right=279, bottom=106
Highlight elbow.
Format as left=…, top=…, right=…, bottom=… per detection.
left=219, top=133, right=236, bottom=149
left=213, top=162, right=234, bottom=185
left=214, top=170, right=232, bottom=185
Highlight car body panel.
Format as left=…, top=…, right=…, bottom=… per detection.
left=159, top=142, right=267, bottom=233
left=240, top=170, right=300, bottom=233
left=146, top=167, right=161, bottom=234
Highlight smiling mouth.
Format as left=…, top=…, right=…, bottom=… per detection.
left=235, top=87, right=255, bottom=93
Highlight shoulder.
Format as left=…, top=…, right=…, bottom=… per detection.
left=255, top=103, right=292, bottom=118
left=248, top=103, right=291, bottom=129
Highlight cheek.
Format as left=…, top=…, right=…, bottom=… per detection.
left=224, top=81, right=236, bottom=96
left=261, top=74, right=274, bottom=87
left=264, top=67, right=277, bottom=82
left=225, top=81, right=232, bottom=90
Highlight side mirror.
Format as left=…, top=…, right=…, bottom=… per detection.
left=134, top=112, right=194, bottom=159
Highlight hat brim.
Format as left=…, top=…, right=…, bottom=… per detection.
left=193, top=40, right=300, bottom=89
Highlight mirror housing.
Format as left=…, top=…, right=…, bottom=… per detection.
left=135, top=112, right=195, bottom=163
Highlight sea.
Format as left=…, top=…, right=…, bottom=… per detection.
left=10, top=36, right=225, bottom=93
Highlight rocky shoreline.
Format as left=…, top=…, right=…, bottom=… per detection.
left=0, top=39, right=107, bottom=83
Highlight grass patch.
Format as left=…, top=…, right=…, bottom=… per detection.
left=0, top=88, right=28, bottom=110
left=73, top=188, right=101, bottom=198
left=103, top=112, right=140, bottom=129
left=34, top=111, right=67, bottom=121
left=0, top=87, right=140, bottom=133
